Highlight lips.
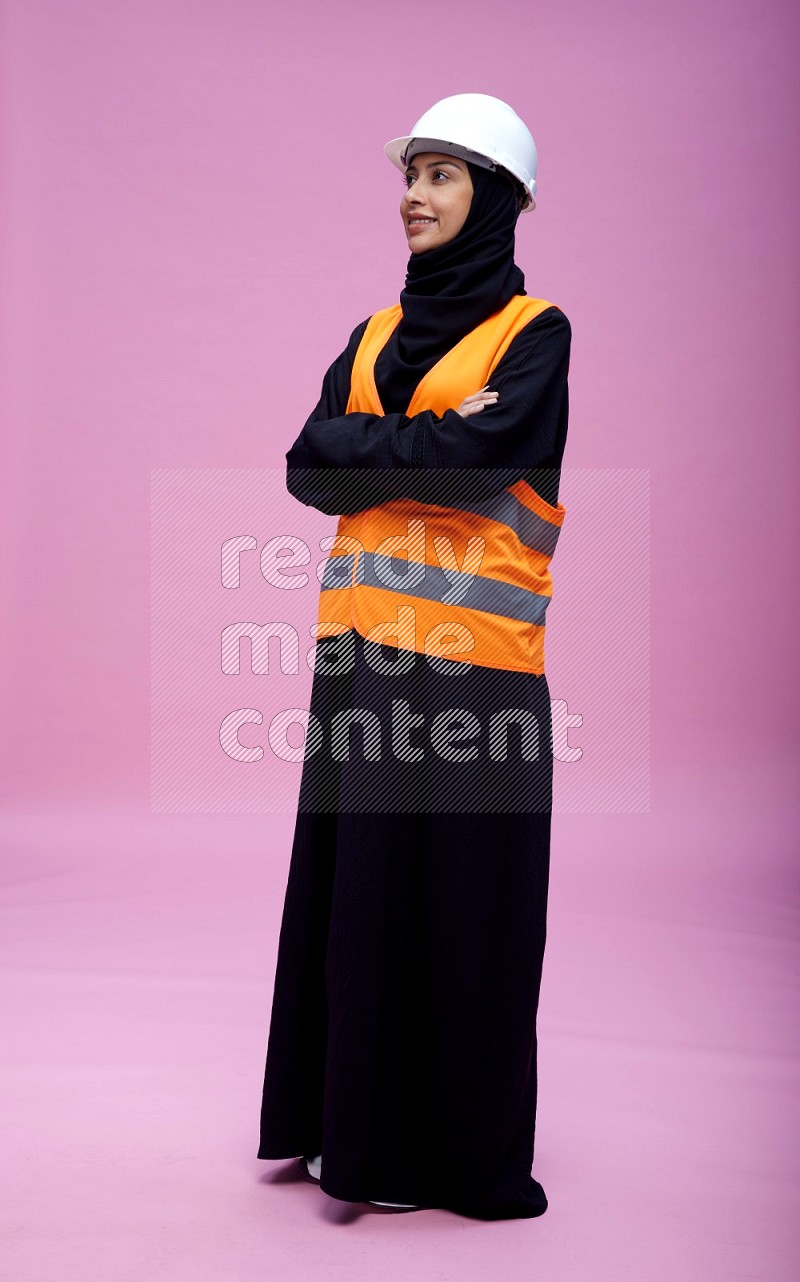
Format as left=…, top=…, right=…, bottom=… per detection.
left=408, top=216, right=436, bottom=230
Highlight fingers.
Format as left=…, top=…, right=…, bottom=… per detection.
left=469, top=395, right=499, bottom=412
left=456, top=385, right=500, bottom=417
left=461, top=399, right=495, bottom=417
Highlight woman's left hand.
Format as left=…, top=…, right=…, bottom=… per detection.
left=456, top=384, right=500, bottom=418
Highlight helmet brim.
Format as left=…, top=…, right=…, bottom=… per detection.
left=384, top=135, right=413, bottom=172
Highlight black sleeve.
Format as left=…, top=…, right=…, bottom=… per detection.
left=285, top=316, right=371, bottom=514
left=286, top=305, right=571, bottom=515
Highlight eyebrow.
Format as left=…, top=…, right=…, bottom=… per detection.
left=405, top=159, right=464, bottom=173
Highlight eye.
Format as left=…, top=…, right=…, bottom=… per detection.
left=433, top=168, right=449, bottom=181
left=403, top=174, right=416, bottom=188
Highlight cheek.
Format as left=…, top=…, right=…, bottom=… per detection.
left=443, top=195, right=464, bottom=224
left=452, top=194, right=472, bottom=230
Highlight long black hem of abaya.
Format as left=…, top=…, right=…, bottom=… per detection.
left=255, top=1148, right=548, bottom=1221
left=257, top=628, right=553, bottom=1224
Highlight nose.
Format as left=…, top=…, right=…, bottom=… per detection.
left=403, top=186, right=426, bottom=214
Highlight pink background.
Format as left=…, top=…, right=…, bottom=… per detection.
left=1, top=0, right=798, bottom=1277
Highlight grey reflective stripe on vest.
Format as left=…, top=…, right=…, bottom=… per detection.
left=359, top=552, right=551, bottom=626
left=319, top=490, right=561, bottom=595
left=433, top=489, right=562, bottom=557
left=320, top=551, right=358, bottom=589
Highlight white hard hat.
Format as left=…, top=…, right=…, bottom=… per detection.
left=384, top=93, right=538, bottom=212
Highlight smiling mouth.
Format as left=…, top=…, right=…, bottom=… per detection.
left=408, top=216, right=436, bottom=230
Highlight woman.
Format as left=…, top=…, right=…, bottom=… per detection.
left=257, top=94, right=571, bottom=1220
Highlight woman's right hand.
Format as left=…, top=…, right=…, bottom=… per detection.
left=456, top=384, right=500, bottom=418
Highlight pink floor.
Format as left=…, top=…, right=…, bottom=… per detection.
left=1, top=765, right=797, bottom=1280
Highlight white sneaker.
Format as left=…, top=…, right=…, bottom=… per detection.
left=368, top=1199, right=420, bottom=1209
left=303, top=1155, right=417, bottom=1208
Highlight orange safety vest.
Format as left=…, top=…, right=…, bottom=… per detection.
left=315, top=295, right=567, bottom=675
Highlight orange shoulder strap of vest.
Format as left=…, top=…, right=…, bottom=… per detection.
left=348, top=297, right=559, bottom=416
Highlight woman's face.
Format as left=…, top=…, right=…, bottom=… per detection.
left=400, top=151, right=474, bottom=253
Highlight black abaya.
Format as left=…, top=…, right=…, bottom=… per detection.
left=257, top=304, right=570, bottom=1218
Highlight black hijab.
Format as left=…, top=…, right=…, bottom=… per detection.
left=373, top=161, right=526, bottom=415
